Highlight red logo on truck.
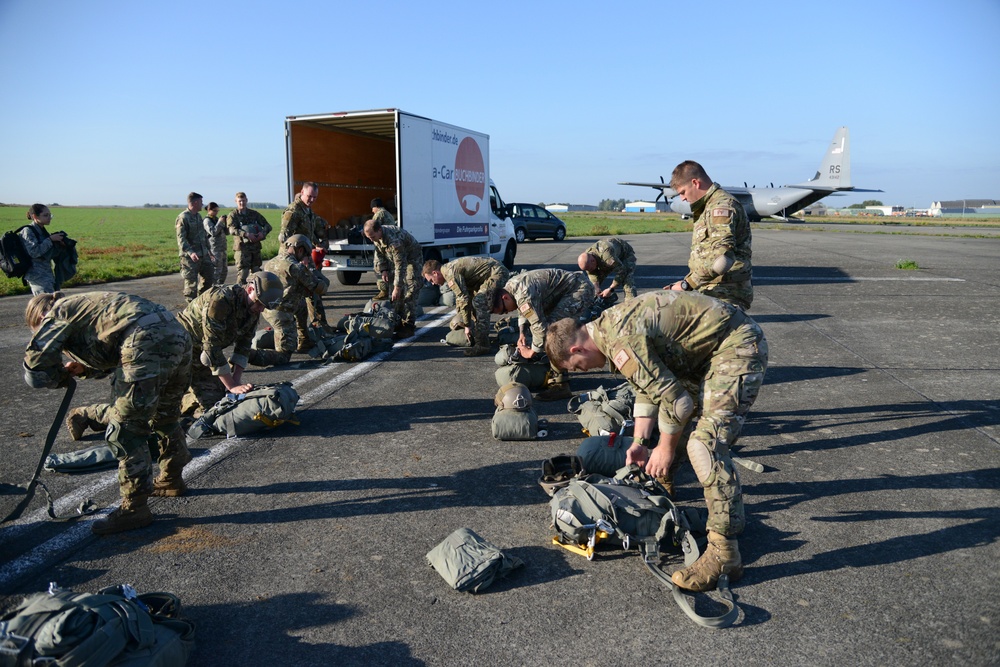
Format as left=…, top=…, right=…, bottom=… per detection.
left=454, top=137, right=486, bottom=216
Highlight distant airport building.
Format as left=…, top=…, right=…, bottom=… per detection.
left=545, top=204, right=597, bottom=213
left=930, top=199, right=1000, bottom=216
left=866, top=206, right=905, bottom=216
left=802, top=202, right=829, bottom=216
left=624, top=201, right=667, bottom=213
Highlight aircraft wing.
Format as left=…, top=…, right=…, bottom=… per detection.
left=618, top=181, right=677, bottom=198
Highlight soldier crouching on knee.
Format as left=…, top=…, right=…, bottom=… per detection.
left=24, top=291, right=194, bottom=535
left=423, top=256, right=510, bottom=357
left=545, top=290, right=768, bottom=591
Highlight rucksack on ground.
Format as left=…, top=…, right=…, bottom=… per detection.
left=0, top=583, right=195, bottom=666
left=0, top=226, right=34, bottom=279
left=549, top=465, right=738, bottom=628
left=491, top=382, right=542, bottom=441
left=187, top=382, right=299, bottom=442
left=567, top=382, right=635, bottom=436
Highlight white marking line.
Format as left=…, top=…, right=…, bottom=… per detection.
left=647, top=275, right=964, bottom=283
left=0, top=308, right=454, bottom=588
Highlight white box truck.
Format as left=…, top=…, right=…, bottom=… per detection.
left=284, top=108, right=516, bottom=285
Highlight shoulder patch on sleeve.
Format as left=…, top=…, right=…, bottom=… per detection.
left=606, top=258, right=615, bottom=267
left=518, top=302, right=535, bottom=319
left=612, top=346, right=639, bottom=377
left=712, top=208, right=732, bottom=219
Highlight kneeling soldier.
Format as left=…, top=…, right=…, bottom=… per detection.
left=24, top=291, right=194, bottom=534
left=364, top=217, right=422, bottom=339
left=544, top=291, right=768, bottom=591
left=577, top=237, right=638, bottom=300
left=423, top=256, right=510, bottom=357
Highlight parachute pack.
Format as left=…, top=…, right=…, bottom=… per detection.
left=491, top=382, right=543, bottom=441
left=567, top=382, right=636, bottom=437
left=187, top=382, right=300, bottom=443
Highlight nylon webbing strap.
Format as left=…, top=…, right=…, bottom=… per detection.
left=2, top=379, right=80, bottom=524
left=638, top=542, right=740, bottom=629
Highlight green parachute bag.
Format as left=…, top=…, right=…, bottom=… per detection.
left=426, top=528, right=524, bottom=593
left=443, top=329, right=472, bottom=347
left=0, top=584, right=195, bottom=667
left=567, top=382, right=636, bottom=436
left=186, top=382, right=300, bottom=443
left=576, top=434, right=632, bottom=476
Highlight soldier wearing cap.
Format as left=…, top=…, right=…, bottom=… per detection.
left=66, top=272, right=285, bottom=442
left=364, top=216, right=422, bottom=340
left=176, top=191, right=216, bottom=302
left=665, top=161, right=753, bottom=310
left=226, top=191, right=273, bottom=285
left=544, top=290, right=767, bottom=592
left=423, top=256, right=509, bottom=356
left=491, top=268, right=595, bottom=400
left=24, top=291, right=193, bottom=534
left=259, top=234, right=329, bottom=364
left=578, top=237, right=638, bottom=300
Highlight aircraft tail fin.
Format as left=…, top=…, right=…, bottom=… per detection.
left=800, top=127, right=851, bottom=189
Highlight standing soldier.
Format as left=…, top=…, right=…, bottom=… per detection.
left=279, top=182, right=319, bottom=243
left=491, top=268, right=595, bottom=400
left=258, top=235, right=330, bottom=365
left=544, top=291, right=767, bottom=592
left=369, top=198, right=396, bottom=299
left=577, top=237, right=638, bottom=300
left=307, top=214, right=331, bottom=329
left=665, top=161, right=753, bottom=310
left=422, top=256, right=509, bottom=357
left=176, top=192, right=215, bottom=302
left=226, top=191, right=273, bottom=285
left=23, top=291, right=193, bottom=534
left=204, top=201, right=229, bottom=284
left=364, top=217, right=422, bottom=340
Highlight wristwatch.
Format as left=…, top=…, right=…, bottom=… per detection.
left=679, top=280, right=692, bottom=291
left=634, top=436, right=651, bottom=448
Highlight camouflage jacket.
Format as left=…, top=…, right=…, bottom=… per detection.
left=226, top=208, right=272, bottom=251
left=372, top=226, right=423, bottom=283
left=23, top=292, right=179, bottom=388
left=312, top=216, right=329, bottom=250
left=265, top=252, right=329, bottom=313
left=505, top=268, right=592, bottom=351
left=372, top=207, right=395, bottom=227
left=203, top=215, right=228, bottom=255
left=177, top=284, right=260, bottom=374
left=176, top=209, right=210, bottom=258
left=279, top=194, right=316, bottom=244
left=441, top=256, right=510, bottom=324
left=584, top=237, right=635, bottom=288
left=588, top=291, right=748, bottom=433
left=685, top=183, right=752, bottom=288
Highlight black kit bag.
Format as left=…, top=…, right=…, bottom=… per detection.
left=0, top=226, right=34, bottom=279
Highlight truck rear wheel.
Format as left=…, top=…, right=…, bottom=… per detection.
left=503, top=240, right=517, bottom=269
left=337, top=271, right=362, bottom=286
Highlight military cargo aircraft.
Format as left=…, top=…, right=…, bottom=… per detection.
left=620, top=126, right=881, bottom=221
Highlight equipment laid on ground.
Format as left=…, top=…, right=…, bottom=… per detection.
left=491, top=382, right=544, bottom=441
left=549, top=465, right=739, bottom=628
left=567, top=382, right=635, bottom=436
left=187, top=382, right=300, bottom=443
left=426, top=528, right=524, bottom=593
left=493, top=344, right=550, bottom=390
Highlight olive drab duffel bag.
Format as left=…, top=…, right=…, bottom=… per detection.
left=549, top=465, right=739, bottom=629
left=426, top=528, right=524, bottom=593
left=186, top=382, right=300, bottom=443
left=491, top=382, right=543, bottom=441
left=567, top=382, right=636, bottom=436
left=0, top=584, right=195, bottom=666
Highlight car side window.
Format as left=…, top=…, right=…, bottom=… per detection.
left=522, top=207, right=535, bottom=219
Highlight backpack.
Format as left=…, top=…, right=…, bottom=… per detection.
left=0, top=584, right=195, bottom=667
left=549, top=465, right=738, bottom=628
left=567, top=382, right=636, bottom=436
left=0, top=227, right=34, bottom=279
left=186, top=382, right=300, bottom=442
left=491, top=382, right=543, bottom=441
left=493, top=344, right=550, bottom=390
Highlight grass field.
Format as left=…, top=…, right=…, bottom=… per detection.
left=1, top=206, right=996, bottom=297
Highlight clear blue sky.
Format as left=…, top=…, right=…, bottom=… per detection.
left=1, top=0, right=997, bottom=209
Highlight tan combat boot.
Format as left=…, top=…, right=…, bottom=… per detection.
left=91, top=497, right=153, bottom=535
left=671, top=531, right=743, bottom=592
left=151, top=445, right=192, bottom=497
left=65, top=408, right=90, bottom=441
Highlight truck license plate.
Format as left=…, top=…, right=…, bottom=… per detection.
left=346, top=259, right=373, bottom=268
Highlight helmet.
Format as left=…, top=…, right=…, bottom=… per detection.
left=248, top=271, right=284, bottom=308
left=538, top=454, right=584, bottom=497
left=284, top=234, right=312, bottom=251
left=495, top=382, right=532, bottom=412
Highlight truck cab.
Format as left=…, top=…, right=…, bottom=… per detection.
left=489, top=180, right=516, bottom=269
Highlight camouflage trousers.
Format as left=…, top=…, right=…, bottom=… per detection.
left=461, top=275, right=506, bottom=346
left=699, top=280, right=753, bottom=312
left=654, top=317, right=767, bottom=536
left=181, top=353, right=228, bottom=417
left=234, top=246, right=263, bottom=285
left=543, top=280, right=596, bottom=384
left=180, top=254, right=216, bottom=302
left=105, top=319, right=193, bottom=504
left=387, top=261, right=422, bottom=327
left=262, top=301, right=310, bottom=353
left=210, top=242, right=228, bottom=284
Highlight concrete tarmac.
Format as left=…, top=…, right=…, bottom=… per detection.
left=1, top=229, right=998, bottom=666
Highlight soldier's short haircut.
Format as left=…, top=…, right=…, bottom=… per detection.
left=670, top=161, right=711, bottom=189
left=25, top=291, right=65, bottom=329
left=491, top=288, right=510, bottom=313
left=235, top=191, right=247, bottom=199
left=302, top=182, right=319, bottom=191
left=187, top=192, right=203, bottom=204
left=423, top=259, right=442, bottom=276
left=544, top=318, right=584, bottom=369
left=363, top=218, right=381, bottom=235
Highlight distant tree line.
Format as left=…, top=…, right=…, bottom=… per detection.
left=598, top=198, right=629, bottom=211
left=847, top=200, right=884, bottom=209
left=144, top=202, right=281, bottom=209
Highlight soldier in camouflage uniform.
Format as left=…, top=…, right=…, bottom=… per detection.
left=278, top=182, right=318, bottom=244
left=204, top=201, right=229, bottom=284
left=23, top=291, right=193, bottom=534
left=577, top=237, right=638, bottom=300
left=364, top=217, right=422, bottom=339
left=176, top=192, right=216, bottom=302
left=258, top=234, right=330, bottom=365
left=491, top=268, right=595, bottom=400
left=226, top=191, right=273, bottom=285
left=666, top=161, right=753, bottom=310
left=422, top=257, right=510, bottom=356
left=307, top=214, right=331, bottom=329
left=369, top=198, right=396, bottom=299
left=545, top=290, right=767, bottom=592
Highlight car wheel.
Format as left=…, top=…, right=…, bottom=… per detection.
left=514, top=227, right=527, bottom=244
left=554, top=226, right=566, bottom=241
left=337, top=271, right=362, bottom=285
left=503, top=240, right=516, bottom=269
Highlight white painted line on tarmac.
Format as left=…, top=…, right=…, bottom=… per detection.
left=646, top=275, right=965, bottom=282
left=0, top=308, right=454, bottom=589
